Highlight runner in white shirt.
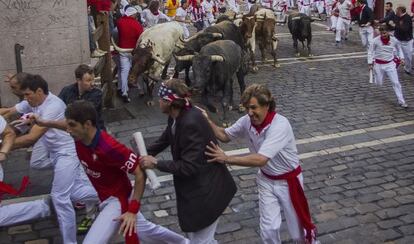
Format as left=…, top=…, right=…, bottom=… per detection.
left=368, top=26, right=408, bottom=108
left=202, top=0, right=215, bottom=27
left=0, top=115, right=51, bottom=227
left=202, top=84, right=318, bottom=244
left=334, top=0, right=352, bottom=45
left=299, top=0, right=312, bottom=16
left=141, top=0, right=171, bottom=28
left=175, top=0, right=191, bottom=38
left=6, top=74, right=98, bottom=244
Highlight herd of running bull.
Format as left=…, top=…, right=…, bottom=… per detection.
left=112, top=6, right=314, bottom=122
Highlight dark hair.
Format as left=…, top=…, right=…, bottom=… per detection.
left=385, top=2, right=392, bottom=7
left=75, top=64, right=94, bottom=80
left=164, top=78, right=191, bottom=109
left=9, top=72, right=30, bottom=85
left=20, top=74, right=49, bottom=94
left=379, top=24, right=390, bottom=32
left=65, top=100, right=97, bottom=126
left=396, top=6, right=406, bottom=13
left=357, top=0, right=367, bottom=5
left=149, top=0, right=160, bottom=12
left=241, top=84, right=276, bottom=112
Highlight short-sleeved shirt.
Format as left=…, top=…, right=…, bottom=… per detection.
left=75, top=130, right=139, bottom=202
left=225, top=114, right=300, bottom=175
left=58, top=83, right=105, bottom=130
left=165, top=0, right=180, bottom=17
left=0, top=115, right=6, bottom=135
left=15, top=93, right=76, bottom=154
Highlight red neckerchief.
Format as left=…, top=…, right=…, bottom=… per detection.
left=251, top=111, right=276, bottom=134
left=151, top=10, right=160, bottom=15
left=0, top=176, right=30, bottom=201
left=381, top=36, right=390, bottom=45
left=172, top=0, right=177, bottom=6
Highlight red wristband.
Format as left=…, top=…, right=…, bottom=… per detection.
left=128, top=200, right=141, bottom=214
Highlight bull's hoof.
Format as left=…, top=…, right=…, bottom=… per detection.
left=146, top=101, right=155, bottom=106
left=295, top=53, right=300, bottom=57
left=252, top=66, right=259, bottom=72
left=228, top=105, right=233, bottom=111
left=273, top=63, right=281, bottom=68
left=308, top=53, right=314, bottom=58
left=238, top=104, right=246, bottom=113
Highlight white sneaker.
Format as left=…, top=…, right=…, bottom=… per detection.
left=399, top=102, right=408, bottom=108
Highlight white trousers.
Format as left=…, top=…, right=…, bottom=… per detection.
left=359, top=26, right=374, bottom=50
left=186, top=218, right=219, bottom=244
left=335, top=17, right=350, bottom=42
left=0, top=199, right=50, bottom=227
left=83, top=196, right=188, bottom=244
left=330, top=15, right=338, bottom=29
left=117, top=52, right=133, bottom=96
left=300, top=5, right=311, bottom=16
left=257, top=172, right=304, bottom=244
left=31, top=144, right=98, bottom=244
left=400, top=39, right=413, bottom=73
left=373, top=62, right=406, bottom=104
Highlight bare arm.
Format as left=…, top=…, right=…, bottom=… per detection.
left=131, top=164, right=146, bottom=202
left=12, top=125, right=47, bottom=150
left=0, top=125, right=16, bottom=161
left=206, top=142, right=268, bottom=167
left=32, top=115, right=68, bottom=131
left=0, top=107, right=17, bottom=120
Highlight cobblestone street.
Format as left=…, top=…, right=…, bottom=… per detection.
left=1, top=20, right=414, bottom=244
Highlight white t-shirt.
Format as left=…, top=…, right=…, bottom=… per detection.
left=15, top=93, right=76, bottom=154
left=141, top=9, right=170, bottom=28
left=202, top=1, right=215, bottom=21
left=0, top=115, right=6, bottom=135
left=337, top=0, right=351, bottom=19
left=225, top=113, right=300, bottom=175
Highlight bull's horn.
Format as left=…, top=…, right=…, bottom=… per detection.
left=291, top=16, right=301, bottom=20
left=211, top=33, right=223, bottom=38
left=255, top=15, right=265, bottom=20
left=175, top=43, right=185, bottom=49
left=111, top=37, right=134, bottom=53
left=210, top=55, right=225, bottom=62
left=179, top=33, right=199, bottom=43
left=174, top=54, right=194, bottom=61
left=152, top=54, right=166, bottom=65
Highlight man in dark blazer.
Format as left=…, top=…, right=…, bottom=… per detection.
left=140, top=79, right=237, bottom=244
left=355, top=0, right=374, bottom=50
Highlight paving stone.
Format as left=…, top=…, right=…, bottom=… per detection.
left=399, top=214, right=414, bottom=224
left=318, top=202, right=342, bottom=211
left=372, top=229, right=403, bottom=242
left=332, top=165, right=348, bottom=171
left=356, top=193, right=383, bottom=203
left=153, top=210, right=169, bottom=218
left=13, top=232, right=39, bottom=242
left=216, top=222, right=241, bottom=234
left=376, top=208, right=406, bottom=220
left=378, top=199, right=400, bottom=208
left=394, top=195, right=414, bottom=204
left=354, top=203, right=381, bottom=214
left=398, top=224, right=414, bottom=235
left=314, top=211, right=338, bottom=222
left=8, top=225, right=32, bottom=235
left=396, top=236, right=414, bottom=244
left=38, top=228, right=60, bottom=238
left=24, top=239, right=49, bottom=244
left=378, top=219, right=404, bottom=229
left=239, top=179, right=256, bottom=188
left=356, top=213, right=380, bottom=224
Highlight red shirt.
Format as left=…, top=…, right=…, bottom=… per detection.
left=75, top=130, right=139, bottom=202
left=87, top=0, right=111, bottom=12
left=117, top=16, right=144, bottom=49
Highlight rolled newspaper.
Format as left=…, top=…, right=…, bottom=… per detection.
left=133, top=132, right=161, bottom=190
left=369, top=68, right=373, bottom=84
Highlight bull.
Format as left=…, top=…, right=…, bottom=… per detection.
left=127, top=21, right=184, bottom=105
left=254, top=8, right=280, bottom=68
left=174, top=20, right=246, bottom=86
left=288, top=13, right=314, bottom=57
left=175, top=40, right=246, bottom=124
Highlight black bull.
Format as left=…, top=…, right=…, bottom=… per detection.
left=177, top=40, right=245, bottom=123
left=288, top=13, right=314, bottom=56
left=173, top=20, right=247, bottom=86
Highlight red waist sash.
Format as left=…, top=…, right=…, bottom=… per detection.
left=260, top=166, right=316, bottom=243
left=0, top=176, right=30, bottom=202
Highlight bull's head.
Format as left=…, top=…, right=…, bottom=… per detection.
left=191, top=54, right=225, bottom=93
left=300, top=16, right=313, bottom=38
left=240, top=15, right=256, bottom=41
left=128, top=45, right=166, bottom=83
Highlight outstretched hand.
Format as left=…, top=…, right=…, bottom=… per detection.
left=195, top=105, right=209, bottom=120
left=114, top=212, right=137, bottom=237
left=205, top=141, right=227, bottom=164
